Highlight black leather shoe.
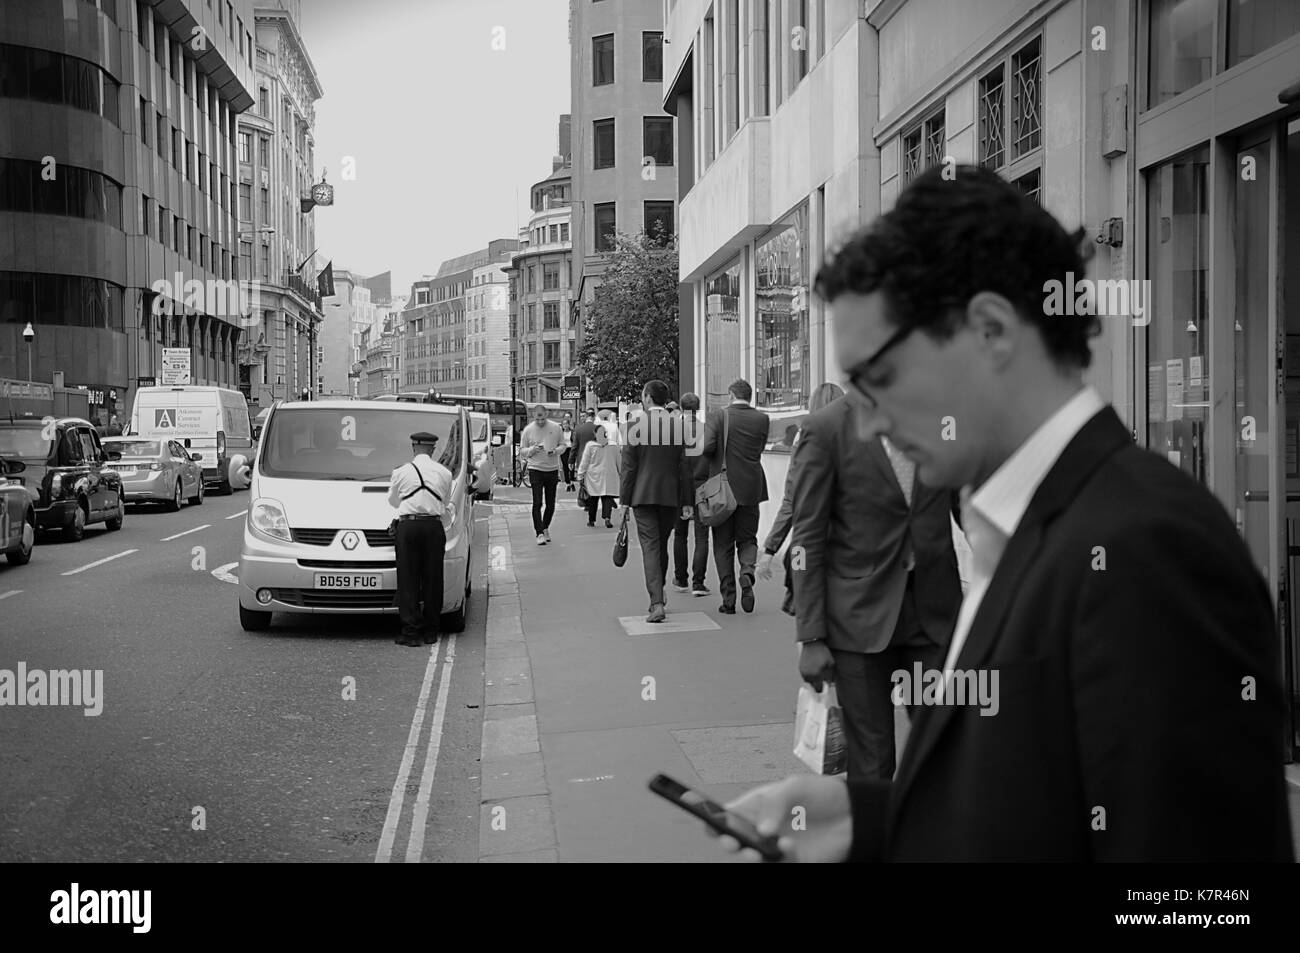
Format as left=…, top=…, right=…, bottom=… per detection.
left=422, top=631, right=439, bottom=645
left=396, top=634, right=421, bottom=646
left=718, top=604, right=736, bottom=615
left=740, top=573, right=756, bottom=613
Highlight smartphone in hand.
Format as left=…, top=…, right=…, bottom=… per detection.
left=648, top=773, right=784, bottom=861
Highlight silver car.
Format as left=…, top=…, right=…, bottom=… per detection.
left=102, top=437, right=204, bottom=510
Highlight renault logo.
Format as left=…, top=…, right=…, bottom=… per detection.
left=341, top=531, right=359, bottom=551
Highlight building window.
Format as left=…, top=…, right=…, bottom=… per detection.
left=238, top=183, right=251, bottom=220
left=594, top=202, right=616, bottom=252
left=902, top=109, right=944, bottom=184
left=548, top=224, right=558, bottom=243
left=544, top=302, right=559, bottom=329
left=644, top=201, right=674, bottom=244
left=172, top=126, right=181, bottom=168
left=644, top=116, right=674, bottom=167
left=259, top=86, right=269, bottom=116
left=1148, top=0, right=1214, bottom=108
left=1013, top=168, right=1041, bottom=203
left=238, top=131, right=251, bottom=163
left=156, top=112, right=165, bottom=157
left=592, top=33, right=614, bottom=86
left=643, top=31, right=663, bottom=81
left=543, top=264, right=560, bottom=290
left=527, top=266, right=535, bottom=292
left=705, top=259, right=742, bottom=412
left=594, top=118, right=615, bottom=169
left=527, top=303, right=536, bottom=332
left=259, top=243, right=269, bottom=280
left=1009, top=38, right=1041, bottom=160
left=1228, top=0, right=1300, bottom=68
left=559, top=222, right=570, bottom=242
left=259, top=186, right=269, bottom=221
left=978, top=66, right=1005, bottom=170
left=259, top=135, right=269, bottom=168
left=138, top=96, right=149, bottom=144
left=754, top=201, right=810, bottom=410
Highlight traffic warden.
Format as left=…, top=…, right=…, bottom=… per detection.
left=387, top=431, right=454, bottom=647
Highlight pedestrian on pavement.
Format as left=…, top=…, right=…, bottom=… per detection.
left=716, top=165, right=1293, bottom=862
left=597, top=409, right=621, bottom=446
left=577, top=424, right=620, bottom=527
left=107, top=414, right=123, bottom=437
left=520, top=403, right=567, bottom=545
left=788, top=392, right=962, bottom=783
left=756, top=382, right=845, bottom=616
left=696, top=379, right=769, bottom=615
left=560, top=412, right=576, bottom=491
left=572, top=408, right=599, bottom=474
left=621, top=379, right=694, bottom=623
left=671, top=392, right=711, bottom=598
left=387, top=431, right=454, bottom=648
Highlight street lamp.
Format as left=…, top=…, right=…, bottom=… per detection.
left=22, top=322, right=34, bottom=393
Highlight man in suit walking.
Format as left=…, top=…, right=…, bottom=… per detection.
left=671, top=392, right=711, bottom=598
left=622, top=379, right=694, bottom=623
left=572, top=408, right=600, bottom=476
left=715, top=165, right=1293, bottom=861
left=791, top=395, right=962, bottom=781
left=697, top=379, right=769, bottom=615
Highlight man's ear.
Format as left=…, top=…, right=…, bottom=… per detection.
left=965, top=291, right=1019, bottom=368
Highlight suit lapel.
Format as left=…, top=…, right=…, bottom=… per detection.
left=887, top=407, right=1133, bottom=820
left=868, top=435, right=908, bottom=507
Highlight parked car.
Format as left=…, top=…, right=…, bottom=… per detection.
left=126, top=385, right=253, bottom=494
left=102, top=436, right=204, bottom=510
left=237, top=399, right=476, bottom=633
left=0, top=415, right=124, bottom=541
left=0, top=455, right=36, bottom=565
left=468, top=411, right=497, bottom=501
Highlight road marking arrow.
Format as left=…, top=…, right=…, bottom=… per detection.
left=211, top=562, right=239, bottom=584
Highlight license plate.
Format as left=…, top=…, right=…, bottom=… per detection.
left=110, top=465, right=137, bottom=473
left=314, top=574, right=382, bottom=590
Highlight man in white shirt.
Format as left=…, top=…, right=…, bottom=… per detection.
left=388, top=431, right=454, bottom=647
left=519, top=404, right=567, bottom=545
left=715, top=164, right=1291, bottom=862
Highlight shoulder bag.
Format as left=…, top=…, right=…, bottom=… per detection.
left=612, top=505, right=631, bottom=567
left=694, top=409, right=737, bottom=527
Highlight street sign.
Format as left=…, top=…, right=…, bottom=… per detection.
left=161, top=348, right=191, bottom=385
left=137, top=376, right=157, bottom=387
left=560, top=385, right=583, bottom=401
left=0, top=378, right=53, bottom=400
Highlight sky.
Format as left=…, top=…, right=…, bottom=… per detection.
left=298, top=0, right=571, bottom=297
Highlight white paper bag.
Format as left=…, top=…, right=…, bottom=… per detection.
left=793, top=684, right=846, bottom=775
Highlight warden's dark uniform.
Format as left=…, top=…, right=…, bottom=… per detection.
left=388, top=434, right=454, bottom=644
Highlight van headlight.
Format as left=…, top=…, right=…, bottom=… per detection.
left=249, top=498, right=291, bottom=542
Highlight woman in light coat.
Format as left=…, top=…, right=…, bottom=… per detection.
left=577, top=424, right=621, bottom=527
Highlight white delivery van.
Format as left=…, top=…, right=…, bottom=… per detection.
left=127, top=386, right=253, bottom=494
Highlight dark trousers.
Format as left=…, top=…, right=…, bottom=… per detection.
left=672, top=510, right=710, bottom=588
left=831, top=574, right=944, bottom=782
left=711, top=503, right=760, bottom=607
left=560, top=448, right=572, bottom=483
left=585, top=495, right=615, bottom=521
left=395, top=517, right=447, bottom=639
left=529, top=468, right=559, bottom=534
left=634, top=505, right=677, bottom=609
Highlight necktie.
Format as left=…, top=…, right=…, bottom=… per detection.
left=882, top=437, right=915, bottom=508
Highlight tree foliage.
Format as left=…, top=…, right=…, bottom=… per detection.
left=577, top=228, right=679, bottom=402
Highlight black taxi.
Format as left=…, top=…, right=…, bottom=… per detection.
left=0, top=415, right=125, bottom=541
left=0, top=454, right=35, bottom=565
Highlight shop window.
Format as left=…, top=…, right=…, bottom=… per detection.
left=704, top=259, right=742, bottom=412
left=1144, top=145, right=1210, bottom=484
left=754, top=202, right=810, bottom=411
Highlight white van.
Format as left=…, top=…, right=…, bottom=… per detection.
left=127, top=386, right=253, bottom=494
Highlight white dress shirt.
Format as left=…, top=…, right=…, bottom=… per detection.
left=942, top=386, right=1107, bottom=679
left=387, top=453, right=454, bottom=529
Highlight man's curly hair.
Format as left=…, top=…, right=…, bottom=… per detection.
left=814, top=165, right=1099, bottom=368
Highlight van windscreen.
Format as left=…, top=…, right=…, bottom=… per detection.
left=259, top=408, right=460, bottom=480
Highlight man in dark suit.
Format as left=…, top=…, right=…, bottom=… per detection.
left=716, top=165, right=1293, bottom=861
left=697, top=379, right=770, bottom=614
left=621, top=379, right=695, bottom=623
left=572, top=408, right=600, bottom=473
left=791, top=395, right=962, bottom=781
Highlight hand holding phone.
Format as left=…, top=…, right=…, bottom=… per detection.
left=648, top=773, right=784, bottom=861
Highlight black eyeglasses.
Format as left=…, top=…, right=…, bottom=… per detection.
left=844, top=323, right=916, bottom=409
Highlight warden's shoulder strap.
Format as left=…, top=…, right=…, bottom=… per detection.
left=400, top=461, right=443, bottom=503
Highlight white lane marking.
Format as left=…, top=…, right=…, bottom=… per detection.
left=0, top=590, right=21, bottom=601
left=225, top=509, right=248, bottom=520
left=211, top=562, right=239, bottom=585
left=405, top=632, right=458, bottom=863
left=61, top=549, right=138, bottom=576
left=375, top=639, right=443, bottom=864
left=160, top=524, right=210, bottom=541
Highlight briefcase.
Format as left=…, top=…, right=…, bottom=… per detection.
left=695, top=409, right=736, bottom=527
